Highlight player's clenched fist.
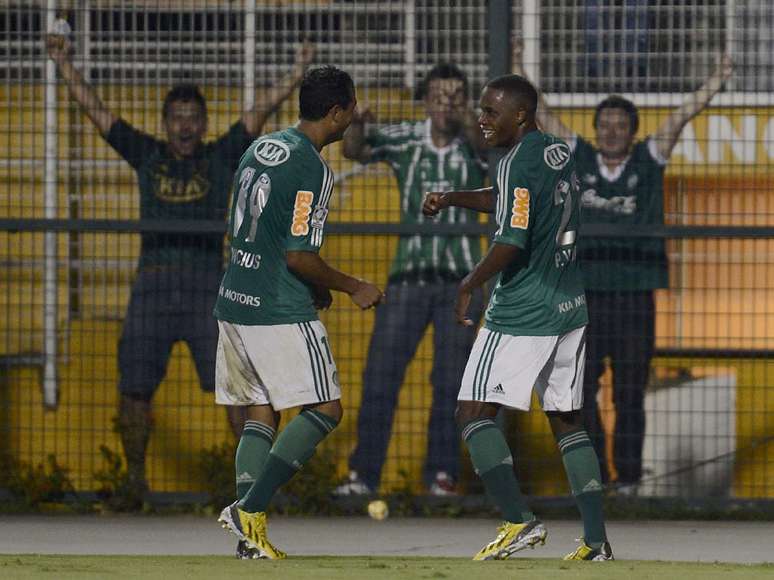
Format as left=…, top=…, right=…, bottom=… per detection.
left=350, top=280, right=384, bottom=310
left=422, top=191, right=449, bottom=216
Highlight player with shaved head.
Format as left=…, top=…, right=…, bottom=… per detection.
left=423, top=74, right=613, bottom=561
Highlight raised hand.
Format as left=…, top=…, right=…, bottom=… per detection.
left=46, top=33, right=71, bottom=63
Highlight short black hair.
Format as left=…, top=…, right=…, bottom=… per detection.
left=484, top=74, right=538, bottom=113
left=594, top=95, right=639, bottom=134
left=299, top=66, right=355, bottom=121
left=162, top=84, right=207, bottom=119
left=416, top=62, right=469, bottom=100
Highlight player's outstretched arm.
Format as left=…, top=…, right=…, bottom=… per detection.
left=341, top=106, right=374, bottom=163
left=423, top=187, right=495, bottom=216
left=511, top=40, right=574, bottom=143
left=455, top=243, right=520, bottom=326
left=46, top=33, right=117, bottom=136
left=653, top=52, right=733, bottom=161
left=286, top=250, right=383, bottom=310
left=242, top=42, right=316, bottom=136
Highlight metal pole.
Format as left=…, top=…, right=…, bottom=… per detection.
left=522, top=0, right=540, bottom=85
left=244, top=0, right=256, bottom=112
left=404, top=0, right=416, bottom=91
left=43, top=0, right=59, bottom=409
left=486, top=0, right=511, bottom=185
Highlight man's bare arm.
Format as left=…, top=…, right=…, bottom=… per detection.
left=653, top=53, right=733, bottom=161
left=241, top=43, right=316, bottom=136
left=341, top=107, right=374, bottom=163
left=47, top=34, right=117, bottom=136
left=423, top=187, right=495, bottom=215
left=455, top=243, right=520, bottom=326
left=286, top=250, right=383, bottom=310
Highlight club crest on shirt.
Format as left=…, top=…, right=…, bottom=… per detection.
left=254, top=139, right=290, bottom=166
left=311, top=206, right=328, bottom=229
left=544, top=143, right=571, bottom=170
left=627, top=174, right=639, bottom=190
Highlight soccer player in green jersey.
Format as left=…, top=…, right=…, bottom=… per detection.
left=215, top=66, right=383, bottom=559
left=337, top=63, right=486, bottom=497
left=423, top=74, right=612, bottom=561
left=47, top=31, right=315, bottom=507
left=513, top=42, right=733, bottom=491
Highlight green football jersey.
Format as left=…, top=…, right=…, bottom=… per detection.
left=213, top=127, right=332, bottom=325
left=485, top=130, right=588, bottom=336
left=573, top=136, right=669, bottom=291
left=366, top=119, right=486, bottom=279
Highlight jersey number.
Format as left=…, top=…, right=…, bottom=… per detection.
left=233, top=167, right=271, bottom=242
left=553, top=176, right=578, bottom=247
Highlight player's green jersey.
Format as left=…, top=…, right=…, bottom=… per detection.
left=573, top=136, right=669, bottom=291
left=213, top=127, right=332, bottom=325
left=485, top=130, right=588, bottom=336
left=366, top=119, right=486, bottom=280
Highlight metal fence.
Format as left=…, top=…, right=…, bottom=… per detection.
left=1, top=0, right=772, bottom=506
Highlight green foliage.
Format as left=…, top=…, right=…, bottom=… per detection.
left=197, top=441, right=236, bottom=509
left=93, top=445, right=147, bottom=512
left=384, top=469, right=418, bottom=516
left=0, top=452, right=75, bottom=507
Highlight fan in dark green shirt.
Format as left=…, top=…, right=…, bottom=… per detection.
left=47, top=31, right=315, bottom=517
left=513, top=41, right=733, bottom=488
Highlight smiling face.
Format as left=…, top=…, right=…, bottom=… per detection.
left=425, top=77, right=467, bottom=137
left=163, top=100, right=207, bottom=158
left=595, top=107, right=635, bottom=159
left=477, top=86, right=521, bottom=149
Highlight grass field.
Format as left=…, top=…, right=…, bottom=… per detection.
left=2, top=556, right=772, bottom=580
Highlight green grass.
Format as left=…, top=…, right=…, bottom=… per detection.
left=1, top=556, right=772, bottom=580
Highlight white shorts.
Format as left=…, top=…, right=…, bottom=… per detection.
left=215, top=319, right=341, bottom=410
left=458, top=326, right=586, bottom=412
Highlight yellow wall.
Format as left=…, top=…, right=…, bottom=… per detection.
left=1, top=84, right=772, bottom=497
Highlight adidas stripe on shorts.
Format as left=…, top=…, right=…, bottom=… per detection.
left=458, top=325, right=586, bottom=412
left=215, top=319, right=341, bottom=410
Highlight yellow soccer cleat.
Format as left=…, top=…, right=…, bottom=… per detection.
left=218, top=502, right=287, bottom=560
left=564, top=539, right=614, bottom=561
left=473, top=519, right=547, bottom=560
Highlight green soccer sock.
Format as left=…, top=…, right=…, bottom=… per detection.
left=235, top=420, right=275, bottom=500
left=557, top=429, right=606, bottom=548
left=462, top=418, right=533, bottom=523
left=239, top=409, right=338, bottom=513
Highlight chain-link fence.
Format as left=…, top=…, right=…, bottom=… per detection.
left=1, top=1, right=772, bottom=506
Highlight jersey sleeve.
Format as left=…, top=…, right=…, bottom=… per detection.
left=365, top=122, right=413, bottom=164
left=284, top=156, right=332, bottom=253
left=106, top=118, right=161, bottom=170
left=493, top=147, right=537, bottom=249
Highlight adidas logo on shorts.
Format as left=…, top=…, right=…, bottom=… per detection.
left=492, top=383, right=505, bottom=394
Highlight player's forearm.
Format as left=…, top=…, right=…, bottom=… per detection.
left=286, top=250, right=360, bottom=295
left=461, top=243, right=520, bottom=291
left=53, top=57, right=116, bottom=135
left=443, top=187, right=495, bottom=213
left=341, top=121, right=369, bottom=162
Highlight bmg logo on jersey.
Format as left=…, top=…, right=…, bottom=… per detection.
left=254, top=139, right=290, bottom=166
left=510, top=187, right=530, bottom=229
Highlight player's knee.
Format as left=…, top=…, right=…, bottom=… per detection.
left=308, top=399, right=343, bottom=425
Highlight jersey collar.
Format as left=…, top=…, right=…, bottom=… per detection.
left=423, top=118, right=462, bottom=154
